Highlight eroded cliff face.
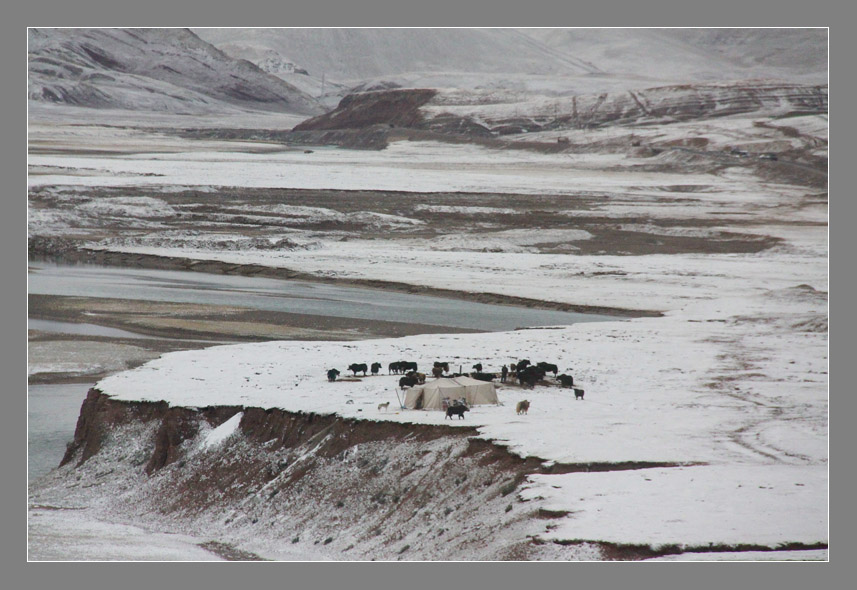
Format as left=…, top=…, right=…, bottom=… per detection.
left=52, top=389, right=596, bottom=560
left=43, top=390, right=822, bottom=560
left=288, top=83, right=827, bottom=147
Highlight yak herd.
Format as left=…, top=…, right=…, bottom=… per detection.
left=325, top=357, right=583, bottom=399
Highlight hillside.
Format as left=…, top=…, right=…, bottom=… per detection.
left=523, top=28, right=827, bottom=83
left=195, top=28, right=828, bottom=97
left=28, top=28, right=323, bottom=116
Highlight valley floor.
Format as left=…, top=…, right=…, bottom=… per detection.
left=27, top=116, right=828, bottom=560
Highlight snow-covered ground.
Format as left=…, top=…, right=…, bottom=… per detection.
left=30, top=127, right=827, bottom=556
left=28, top=140, right=729, bottom=195
left=27, top=508, right=226, bottom=561
left=94, top=270, right=827, bottom=549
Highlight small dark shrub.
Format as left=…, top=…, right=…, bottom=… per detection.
left=500, top=481, right=517, bottom=496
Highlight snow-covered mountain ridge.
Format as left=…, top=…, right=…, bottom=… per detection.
left=28, top=28, right=322, bottom=116
left=195, top=28, right=827, bottom=87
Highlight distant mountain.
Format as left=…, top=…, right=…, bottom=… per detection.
left=28, top=28, right=323, bottom=115
left=658, top=28, right=828, bottom=74
left=193, top=28, right=600, bottom=85
left=521, top=28, right=827, bottom=83
left=194, top=28, right=828, bottom=93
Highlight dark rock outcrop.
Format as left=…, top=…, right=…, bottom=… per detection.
left=294, top=88, right=437, bottom=131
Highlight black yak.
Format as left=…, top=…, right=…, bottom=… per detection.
left=399, top=375, right=418, bottom=389
left=517, top=365, right=546, bottom=388
left=557, top=374, right=575, bottom=388
left=470, top=372, right=496, bottom=382
left=348, top=363, right=368, bottom=376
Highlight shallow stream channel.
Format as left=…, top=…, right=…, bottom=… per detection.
left=28, top=259, right=612, bottom=332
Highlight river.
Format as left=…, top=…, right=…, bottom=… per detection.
left=28, top=260, right=612, bottom=332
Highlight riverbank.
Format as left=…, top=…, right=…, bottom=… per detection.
left=28, top=292, right=479, bottom=385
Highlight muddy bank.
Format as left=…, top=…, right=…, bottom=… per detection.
left=29, top=293, right=479, bottom=343
left=39, top=389, right=815, bottom=561
left=28, top=291, right=479, bottom=386
left=50, top=389, right=573, bottom=560
left=30, top=249, right=659, bottom=319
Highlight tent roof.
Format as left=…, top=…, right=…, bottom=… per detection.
left=404, top=376, right=498, bottom=410
left=420, top=376, right=489, bottom=389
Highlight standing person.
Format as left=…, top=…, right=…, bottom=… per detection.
left=501, top=364, right=508, bottom=383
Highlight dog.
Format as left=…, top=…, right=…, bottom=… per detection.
left=574, top=388, right=585, bottom=400
left=378, top=401, right=390, bottom=412
left=516, top=400, right=530, bottom=415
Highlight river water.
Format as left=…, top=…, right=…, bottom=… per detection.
left=28, top=383, right=90, bottom=481
left=28, top=260, right=612, bottom=332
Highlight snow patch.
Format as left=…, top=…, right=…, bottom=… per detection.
left=200, top=412, right=244, bottom=451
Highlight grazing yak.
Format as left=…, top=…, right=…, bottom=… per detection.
left=557, top=374, right=575, bottom=388
left=389, top=361, right=417, bottom=374
left=327, top=368, right=340, bottom=382
left=348, top=363, right=368, bottom=376
left=516, top=400, right=530, bottom=415
left=445, top=405, right=469, bottom=419
left=433, top=361, right=450, bottom=373
left=371, top=362, right=382, bottom=375
left=513, top=359, right=531, bottom=371
left=408, top=371, right=427, bottom=384
left=399, top=375, right=418, bottom=389
left=574, top=388, right=585, bottom=400
left=470, top=372, right=496, bottom=382
left=537, top=362, right=559, bottom=376
left=472, top=363, right=483, bottom=372
left=431, top=366, right=445, bottom=379
left=517, top=365, right=546, bottom=388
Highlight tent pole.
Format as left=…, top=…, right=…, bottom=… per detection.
left=394, top=388, right=404, bottom=409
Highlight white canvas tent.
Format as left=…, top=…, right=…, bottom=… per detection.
left=403, top=376, right=498, bottom=410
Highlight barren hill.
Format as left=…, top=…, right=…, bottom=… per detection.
left=28, top=28, right=323, bottom=116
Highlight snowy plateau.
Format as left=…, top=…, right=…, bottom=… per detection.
left=27, top=28, right=827, bottom=562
